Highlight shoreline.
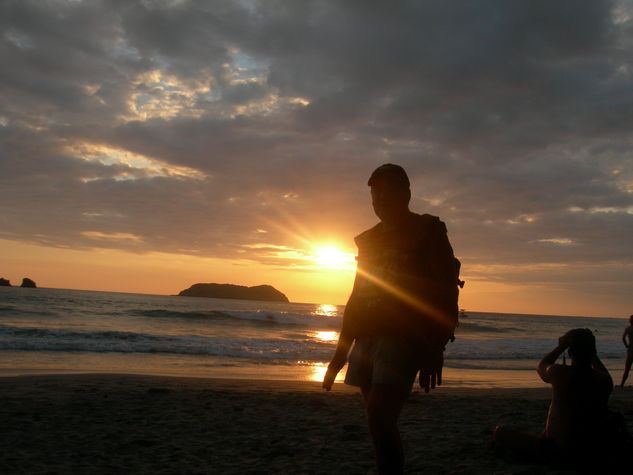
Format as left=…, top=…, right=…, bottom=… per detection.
left=0, top=372, right=551, bottom=394
left=2, top=373, right=632, bottom=474
left=0, top=349, right=562, bottom=389
left=0, top=364, right=551, bottom=389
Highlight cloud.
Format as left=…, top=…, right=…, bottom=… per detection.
left=1, top=0, right=632, bottom=307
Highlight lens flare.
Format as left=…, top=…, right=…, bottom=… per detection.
left=313, top=246, right=356, bottom=270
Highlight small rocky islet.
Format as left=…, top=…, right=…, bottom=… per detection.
left=0, top=277, right=37, bottom=288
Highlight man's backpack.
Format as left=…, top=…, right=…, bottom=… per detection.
left=450, top=257, right=464, bottom=342
left=455, top=258, right=465, bottom=289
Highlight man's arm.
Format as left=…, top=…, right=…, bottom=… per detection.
left=537, top=332, right=570, bottom=383
left=322, top=306, right=354, bottom=391
left=322, top=272, right=363, bottom=391
left=623, top=328, right=631, bottom=348
left=322, top=338, right=352, bottom=391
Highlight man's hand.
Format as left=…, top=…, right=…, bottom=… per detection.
left=322, top=354, right=346, bottom=391
left=419, top=347, right=444, bottom=393
left=558, top=331, right=573, bottom=350
left=322, top=366, right=338, bottom=391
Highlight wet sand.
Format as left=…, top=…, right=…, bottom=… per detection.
left=1, top=374, right=631, bottom=474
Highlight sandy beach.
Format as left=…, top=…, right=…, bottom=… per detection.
left=0, top=374, right=631, bottom=474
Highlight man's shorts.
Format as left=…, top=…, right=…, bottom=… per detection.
left=344, top=336, right=419, bottom=390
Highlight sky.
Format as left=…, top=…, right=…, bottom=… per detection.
left=1, top=0, right=632, bottom=317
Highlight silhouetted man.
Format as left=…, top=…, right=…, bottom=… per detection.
left=621, top=315, right=633, bottom=387
left=323, top=164, right=459, bottom=474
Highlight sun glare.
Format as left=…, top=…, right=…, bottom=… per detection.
left=313, top=246, right=356, bottom=270
left=307, top=362, right=345, bottom=383
left=314, top=303, right=338, bottom=317
left=313, top=331, right=338, bottom=342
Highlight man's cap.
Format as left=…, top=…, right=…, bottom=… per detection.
left=367, top=163, right=410, bottom=188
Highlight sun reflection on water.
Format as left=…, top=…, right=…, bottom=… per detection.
left=302, top=304, right=343, bottom=383
left=313, top=303, right=338, bottom=317
left=305, top=361, right=346, bottom=383
left=313, top=330, right=338, bottom=342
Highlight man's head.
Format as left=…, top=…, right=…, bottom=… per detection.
left=629, top=314, right=633, bottom=326
left=368, top=164, right=411, bottom=223
left=567, top=328, right=596, bottom=366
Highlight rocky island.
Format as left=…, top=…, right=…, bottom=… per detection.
left=21, top=278, right=37, bottom=288
left=178, top=283, right=289, bottom=303
left=0, top=277, right=37, bottom=287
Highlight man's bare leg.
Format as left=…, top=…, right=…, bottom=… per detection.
left=362, top=383, right=410, bottom=475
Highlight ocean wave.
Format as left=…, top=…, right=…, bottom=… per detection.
left=0, top=306, right=16, bottom=314
left=132, top=309, right=237, bottom=321
left=457, top=322, right=522, bottom=333
left=131, top=308, right=343, bottom=330
left=1, top=322, right=624, bottom=363
left=0, top=305, right=59, bottom=318
left=0, top=324, right=335, bottom=361
left=445, top=338, right=626, bottom=362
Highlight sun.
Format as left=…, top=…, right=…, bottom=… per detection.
left=313, top=245, right=356, bottom=270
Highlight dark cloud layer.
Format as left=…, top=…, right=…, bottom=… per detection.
left=1, top=0, right=632, bottom=300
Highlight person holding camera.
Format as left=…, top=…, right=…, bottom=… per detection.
left=494, top=329, right=619, bottom=469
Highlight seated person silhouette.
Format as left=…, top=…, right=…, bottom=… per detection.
left=494, top=328, right=618, bottom=469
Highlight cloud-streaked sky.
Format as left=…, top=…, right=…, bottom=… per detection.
left=1, top=0, right=632, bottom=316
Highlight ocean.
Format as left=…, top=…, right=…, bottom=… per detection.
left=0, top=286, right=629, bottom=389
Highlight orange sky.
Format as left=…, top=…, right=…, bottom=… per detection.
left=0, top=238, right=356, bottom=306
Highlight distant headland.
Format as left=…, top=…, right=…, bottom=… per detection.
left=0, top=277, right=37, bottom=288
left=178, top=283, right=289, bottom=303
